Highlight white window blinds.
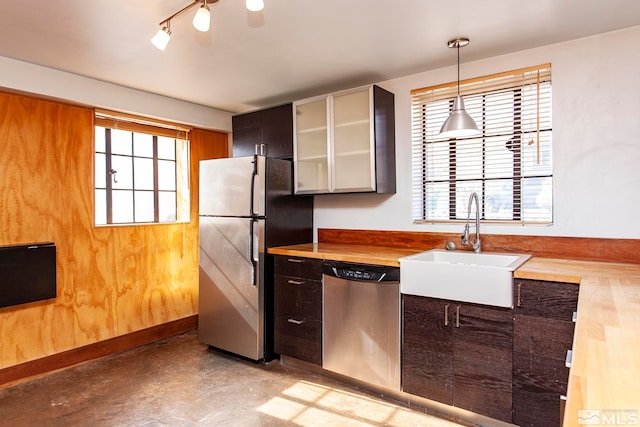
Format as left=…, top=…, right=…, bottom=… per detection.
left=95, top=109, right=191, bottom=140
left=411, top=64, right=553, bottom=224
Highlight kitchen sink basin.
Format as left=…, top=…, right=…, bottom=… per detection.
left=399, top=249, right=531, bottom=308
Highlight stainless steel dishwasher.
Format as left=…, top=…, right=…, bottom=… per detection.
left=322, top=261, right=400, bottom=391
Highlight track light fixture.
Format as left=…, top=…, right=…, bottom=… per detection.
left=439, top=37, right=481, bottom=138
left=151, top=0, right=265, bottom=51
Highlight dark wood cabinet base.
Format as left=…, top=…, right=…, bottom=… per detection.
left=273, top=256, right=323, bottom=366
left=402, top=295, right=513, bottom=423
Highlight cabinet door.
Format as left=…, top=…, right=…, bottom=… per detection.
left=402, top=295, right=454, bottom=405
left=512, top=279, right=578, bottom=427
left=232, top=110, right=261, bottom=157
left=232, top=104, right=294, bottom=159
left=332, top=88, right=375, bottom=192
left=294, top=98, right=329, bottom=193
left=513, top=352, right=568, bottom=427
left=261, top=103, right=293, bottom=159
left=453, top=303, right=513, bottom=423
left=514, top=279, right=579, bottom=322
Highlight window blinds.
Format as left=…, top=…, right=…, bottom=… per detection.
left=94, top=109, right=191, bottom=140
left=411, top=64, right=552, bottom=223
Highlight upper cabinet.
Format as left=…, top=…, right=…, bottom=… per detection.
left=293, top=85, right=396, bottom=194
left=232, top=103, right=293, bottom=159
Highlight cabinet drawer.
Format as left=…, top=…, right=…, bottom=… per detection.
left=513, top=351, right=569, bottom=427
left=274, top=275, right=322, bottom=321
left=514, top=279, right=579, bottom=321
left=513, top=351, right=569, bottom=394
left=274, top=314, right=322, bottom=365
left=514, top=315, right=575, bottom=360
left=274, top=255, right=322, bottom=279
left=512, top=387, right=564, bottom=427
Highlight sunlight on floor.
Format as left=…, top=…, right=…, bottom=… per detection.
left=257, top=380, right=461, bottom=426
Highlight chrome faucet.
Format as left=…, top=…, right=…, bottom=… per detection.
left=461, top=192, right=482, bottom=253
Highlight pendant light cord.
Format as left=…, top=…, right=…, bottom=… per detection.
left=457, top=44, right=460, bottom=96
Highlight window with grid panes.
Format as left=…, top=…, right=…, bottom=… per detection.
left=411, top=64, right=552, bottom=224
left=94, top=111, right=191, bottom=225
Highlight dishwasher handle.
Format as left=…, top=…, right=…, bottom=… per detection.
left=322, top=261, right=400, bottom=283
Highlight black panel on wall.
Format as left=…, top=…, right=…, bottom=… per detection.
left=0, top=242, right=56, bottom=308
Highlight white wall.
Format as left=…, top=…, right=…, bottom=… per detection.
left=0, top=56, right=232, bottom=132
left=314, top=26, right=640, bottom=240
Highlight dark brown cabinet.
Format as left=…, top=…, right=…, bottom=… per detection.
left=273, top=255, right=323, bottom=365
left=512, top=279, right=579, bottom=427
left=232, top=103, right=293, bottom=159
left=403, top=295, right=513, bottom=422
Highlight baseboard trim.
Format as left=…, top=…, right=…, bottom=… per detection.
left=0, top=315, right=198, bottom=389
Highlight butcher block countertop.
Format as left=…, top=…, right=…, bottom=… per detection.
left=268, top=243, right=418, bottom=266
left=268, top=243, right=640, bottom=427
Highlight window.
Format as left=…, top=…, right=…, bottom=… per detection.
left=411, top=64, right=552, bottom=224
left=94, top=111, right=191, bottom=225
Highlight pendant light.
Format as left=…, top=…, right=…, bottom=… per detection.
left=439, top=38, right=480, bottom=138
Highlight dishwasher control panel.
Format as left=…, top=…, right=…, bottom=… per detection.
left=339, top=268, right=385, bottom=281
left=322, top=261, right=400, bottom=283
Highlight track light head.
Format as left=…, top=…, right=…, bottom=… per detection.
left=246, top=0, right=264, bottom=12
left=151, top=23, right=171, bottom=51
left=192, top=2, right=211, bottom=32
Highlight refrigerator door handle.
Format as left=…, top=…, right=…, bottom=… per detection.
left=249, top=155, right=258, bottom=217
left=249, top=218, right=258, bottom=286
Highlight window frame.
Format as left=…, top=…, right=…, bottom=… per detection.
left=411, top=64, right=553, bottom=225
left=94, top=110, right=191, bottom=227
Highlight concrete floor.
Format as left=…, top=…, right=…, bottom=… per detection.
left=0, top=331, right=472, bottom=426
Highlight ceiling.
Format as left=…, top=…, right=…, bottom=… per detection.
left=1, top=0, right=640, bottom=114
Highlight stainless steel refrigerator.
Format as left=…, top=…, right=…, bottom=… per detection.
left=198, top=155, right=313, bottom=361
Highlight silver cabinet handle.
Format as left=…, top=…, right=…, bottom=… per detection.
left=565, top=349, right=573, bottom=368
left=288, top=279, right=303, bottom=285
left=455, top=306, right=460, bottom=328
left=444, top=304, right=449, bottom=326
left=517, top=283, right=522, bottom=307
left=572, top=311, right=578, bottom=323
left=287, top=318, right=304, bottom=325
left=287, top=258, right=304, bottom=263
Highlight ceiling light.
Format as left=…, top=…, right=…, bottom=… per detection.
left=439, top=37, right=481, bottom=138
left=151, top=23, right=171, bottom=51
left=246, top=0, right=264, bottom=12
left=151, top=0, right=219, bottom=51
left=151, top=0, right=266, bottom=51
left=192, top=1, right=211, bottom=32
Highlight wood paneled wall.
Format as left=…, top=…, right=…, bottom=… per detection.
left=0, top=91, right=228, bottom=370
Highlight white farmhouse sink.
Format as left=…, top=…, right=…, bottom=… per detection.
left=399, top=249, right=531, bottom=308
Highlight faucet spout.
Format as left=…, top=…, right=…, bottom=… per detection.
left=461, top=192, right=481, bottom=253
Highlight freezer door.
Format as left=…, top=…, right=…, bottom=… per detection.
left=199, top=156, right=265, bottom=217
left=198, top=216, right=265, bottom=360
